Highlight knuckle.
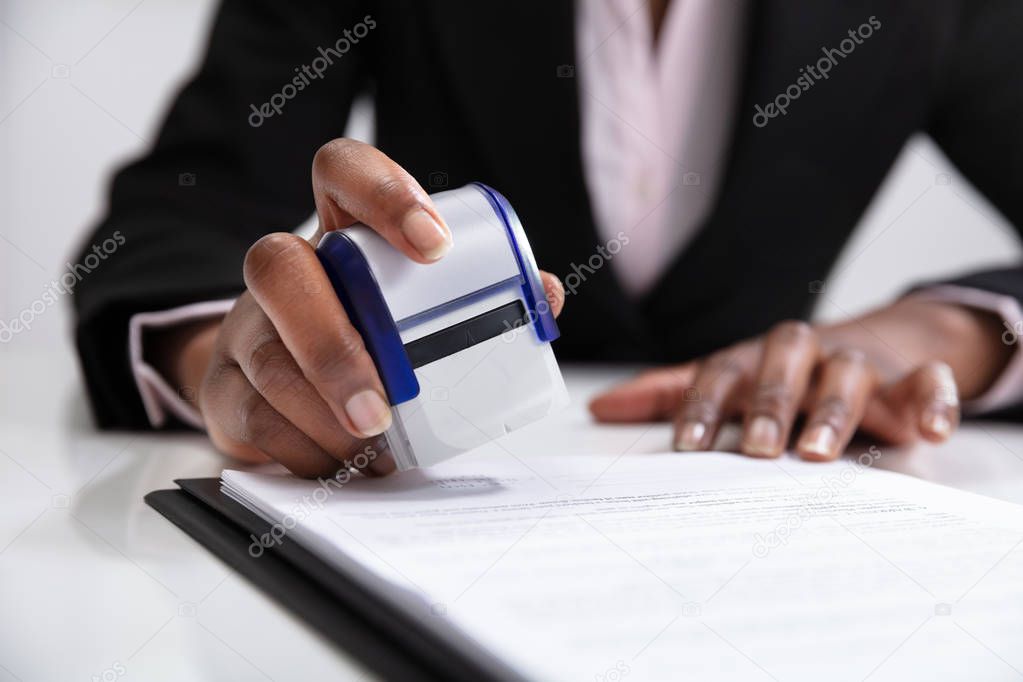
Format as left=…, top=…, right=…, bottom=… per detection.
left=373, top=176, right=421, bottom=217
left=680, top=399, right=720, bottom=424
left=770, top=319, right=814, bottom=345
left=306, top=332, right=366, bottom=385
left=198, top=358, right=232, bottom=408
left=810, top=396, right=851, bottom=430
left=246, top=331, right=303, bottom=398
left=750, top=382, right=797, bottom=416
left=313, top=137, right=359, bottom=175
left=828, top=347, right=867, bottom=366
left=703, top=352, right=746, bottom=378
left=244, top=232, right=304, bottom=287
left=236, top=391, right=282, bottom=445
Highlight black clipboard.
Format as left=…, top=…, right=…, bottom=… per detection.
left=145, top=479, right=524, bottom=682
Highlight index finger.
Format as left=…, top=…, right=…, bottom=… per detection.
left=311, top=138, right=452, bottom=263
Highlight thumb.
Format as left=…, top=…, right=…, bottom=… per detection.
left=589, top=365, right=697, bottom=423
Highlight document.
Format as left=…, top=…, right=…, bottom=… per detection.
left=222, top=451, right=1023, bottom=681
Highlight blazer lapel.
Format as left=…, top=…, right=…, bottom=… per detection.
left=644, top=0, right=893, bottom=357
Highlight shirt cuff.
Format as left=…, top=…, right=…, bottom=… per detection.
left=907, top=285, right=1023, bottom=415
left=129, top=299, right=236, bottom=429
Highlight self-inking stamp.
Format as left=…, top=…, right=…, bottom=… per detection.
left=316, top=183, right=569, bottom=470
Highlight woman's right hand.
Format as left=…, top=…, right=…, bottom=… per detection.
left=158, top=139, right=564, bottom=478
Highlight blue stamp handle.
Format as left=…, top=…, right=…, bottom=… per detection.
left=471, top=183, right=561, bottom=343
left=316, top=231, right=420, bottom=406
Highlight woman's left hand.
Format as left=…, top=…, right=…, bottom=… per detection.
left=589, top=297, right=1014, bottom=460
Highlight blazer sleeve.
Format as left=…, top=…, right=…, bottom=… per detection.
left=925, top=0, right=1023, bottom=295
left=72, top=0, right=373, bottom=429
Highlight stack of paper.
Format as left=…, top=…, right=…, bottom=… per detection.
left=222, top=451, right=1023, bottom=681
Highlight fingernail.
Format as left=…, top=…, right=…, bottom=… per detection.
left=401, top=210, right=451, bottom=260
left=922, top=409, right=952, bottom=439
left=345, top=390, right=392, bottom=436
left=675, top=421, right=707, bottom=451
left=744, top=416, right=781, bottom=457
left=798, top=423, right=838, bottom=459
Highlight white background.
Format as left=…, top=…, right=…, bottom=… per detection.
left=2, top=5, right=1023, bottom=681
left=1, top=0, right=1020, bottom=355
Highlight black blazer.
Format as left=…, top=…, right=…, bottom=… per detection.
left=73, top=0, right=1023, bottom=429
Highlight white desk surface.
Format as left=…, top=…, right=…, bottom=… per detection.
left=2, top=348, right=1023, bottom=682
